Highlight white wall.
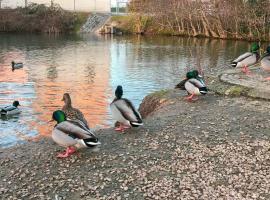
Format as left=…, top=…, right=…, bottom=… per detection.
left=1, top=0, right=111, bottom=12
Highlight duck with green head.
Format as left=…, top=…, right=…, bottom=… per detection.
left=110, top=85, right=143, bottom=132
left=231, top=42, right=260, bottom=75
left=51, top=110, right=100, bottom=158
left=184, top=78, right=208, bottom=101
left=175, top=70, right=207, bottom=101
left=1, top=101, right=21, bottom=115
left=261, top=46, right=270, bottom=80
left=175, top=70, right=202, bottom=90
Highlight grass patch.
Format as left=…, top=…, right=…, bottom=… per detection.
left=225, top=86, right=248, bottom=96
left=151, top=89, right=170, bottom=98
left=73, top=12, right=89, bottom=32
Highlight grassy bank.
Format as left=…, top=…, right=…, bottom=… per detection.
left=0, top=4, right=88, bottom=34
left=111, top=15, right=153, bottom=34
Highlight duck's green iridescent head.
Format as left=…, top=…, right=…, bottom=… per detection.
left=186, top=70, right=199, bottom=79
left=115, top=85, right=123, bottom=99
left=52, top=110, right=66, bottom=124
left=250, top=43, right=260, bottom=53
left=13, top=101, right=20, bottom=107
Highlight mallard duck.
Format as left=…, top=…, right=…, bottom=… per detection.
left=184, top=78, right=208, bottom=101
left=51, top=110, right=100, bottom=158
left=0, top=101, right=21, bottom=115
left=231, top=43, right=260, bottom=75
left=176, top=70, right=207, bottom=101
left=62, top=93, right=89, bottom=129
left=261, top=46, right=270, bottom=80
left=110, top=85, right=143, bottom=132
left=175, top=70, right=202, bottom=90
left=11, top=61, right=23, bottom=71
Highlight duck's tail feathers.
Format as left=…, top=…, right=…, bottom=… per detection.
left=79, top=138, right=101, bottom=147
left=130, top=121, right=143, bottom=127
left=0, top=109, right=7, bottom=115
left=199, top=87, right=208, bottom=95
left=175, top=79, right=187, bottom=90
left=231, top=62, right=237, bottom=67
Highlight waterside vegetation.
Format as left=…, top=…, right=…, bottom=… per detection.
left=114, top=0, right=270, bottom=41
left=0, top=3, right=88, bottom=33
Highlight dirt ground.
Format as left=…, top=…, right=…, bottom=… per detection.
left=1, top=89, right=270, bottom=200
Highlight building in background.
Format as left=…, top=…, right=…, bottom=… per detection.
left=0, top=0, right=112, bottom=12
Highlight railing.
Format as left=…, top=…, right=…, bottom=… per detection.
left=111, top=0, right=129, bottom=15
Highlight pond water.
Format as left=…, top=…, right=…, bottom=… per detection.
left=0, top=33, right=254, bottom=147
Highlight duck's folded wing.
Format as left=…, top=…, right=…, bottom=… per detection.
left=73, top=108, right=89, bottom=128
left=2, top=106, right=16, bottom=112
left=56, top=121, right=94, bottom=139
left=188, top=78, right=205, bottom=88
left=68, top=119, right=97, bottom=138
left=233, top=52, right=253, bottom=63
left=114, top=99, right=142, bottom=123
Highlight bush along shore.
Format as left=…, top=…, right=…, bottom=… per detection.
left=113, top=0, right=270, bottom=41
left=0, top=3, right=88, bottom=34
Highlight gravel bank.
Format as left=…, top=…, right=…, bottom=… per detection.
left=1, top=90, right=270, bottom=200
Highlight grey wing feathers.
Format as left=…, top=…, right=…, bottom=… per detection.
left=56, top=121, right=95, bottom=140
left=233, top=52, right=253, bottom=62
left=68, top=119, right=97, bottom=138
left=122, top=98, right=142, bottom=122
left=2, top=106, right=16, bottom=112
left=188, top=78, right=205, bottom=88
left=114, top=99, right=142, bottom=123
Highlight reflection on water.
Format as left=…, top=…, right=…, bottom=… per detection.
left=0, top=33, right=256, bottom=147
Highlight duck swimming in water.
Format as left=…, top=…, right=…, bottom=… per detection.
left=51, top=110, right=100, bottom=158
left=231, top=43, right=260, bottom=75
left=11, top=61, right=23, bottom=71
left=260, top=46, right=270, bottom=80
left=110, top=85, right=143, bottom=132
left=62, top=93, right=89, bottom=129
left=0, top=101, right=21, bottom=115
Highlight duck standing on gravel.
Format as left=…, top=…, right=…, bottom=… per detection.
left=175, top=69, right=202, bottom=89
left=231, top=43, right=260, bottom=75
left=51, top=110, right=100, bottom=158
left=62, top=93, right=89, bottom=129
left=175, top=70, right=207, bottom=101
left=11, top=61, right=23, bottom=71
left=260, top=46, right=270, bottom=80
left=0, top=101, right=21, bottom=115
left=110, top=85, right=143, bottom=132
left=183, top=78, right=208, bottom=101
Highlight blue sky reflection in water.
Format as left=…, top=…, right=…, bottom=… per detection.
left=0, top=34, right=252, bottom=147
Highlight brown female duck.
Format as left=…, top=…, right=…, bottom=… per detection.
left=61, top=93, right=89, bottom=128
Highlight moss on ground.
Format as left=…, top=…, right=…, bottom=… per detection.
left=225, top=86, right=248, bottom=96
left=151, top=89, right=170, bottom=98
